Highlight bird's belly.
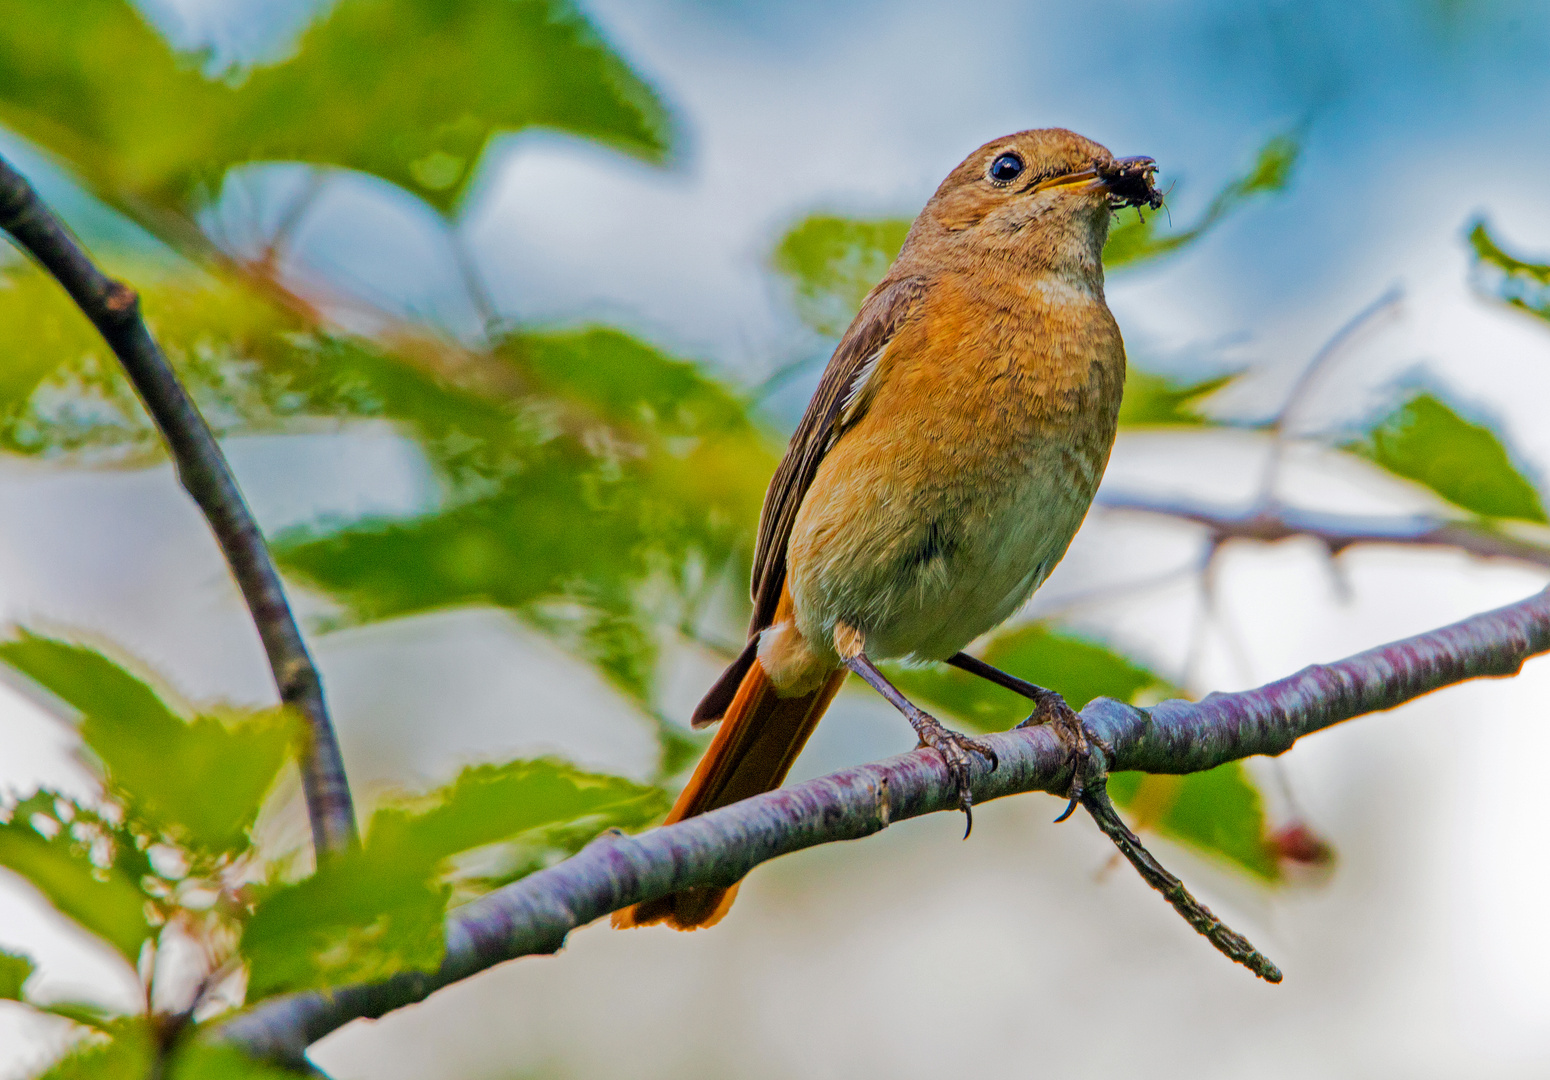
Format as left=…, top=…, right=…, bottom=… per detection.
left=873, top=479, right=1086, bottom=660
left=789, top=459, right=1094, bottom=663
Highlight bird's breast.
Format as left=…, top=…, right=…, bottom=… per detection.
left=785, top=271, right=1124, bottom=662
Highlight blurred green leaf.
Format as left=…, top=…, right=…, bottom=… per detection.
left=222, top=0, right=674, bottom=215
left=365, top=758, right=666, bottom=867
left=1107, top=764, right=1279, bottom=881
left=168, top=1041, right=306, bottom=1079
left=243, top=759, right=664, bottom=996
left=771, top=216, right=911, bottom=336
left=39, top=999, right=118, bottom=1031
left=36, top=1019, right=154, bottom=1080
left=1104, top=133, right=1299, bottom=269
left=0, top=0, right=672, bottom=220
left=1345, top=389, right=1547, bottom=522
left=1468, top=219, right=1550, bottom=321
left=886, top=622, right=1173, bottom=734
left=0, top=634, right=295, bottom=858
left=0, top=0, right=231, bottom=212
left=0, top=948, right=34, bottom=1000
left=1118, top=369, right=1234, bottom=427
left=277, top=327, right=771, bottom=703
left=0, top=793, right=153, bottom=964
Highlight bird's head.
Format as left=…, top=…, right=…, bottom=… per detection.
left=914, top=128, right=1161, bottom=279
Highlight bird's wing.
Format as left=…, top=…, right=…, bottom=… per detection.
left=748, top=274, right=930, bottom=633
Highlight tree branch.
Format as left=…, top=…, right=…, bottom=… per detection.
left=221, top=583, right=1550, bottom=1066
left=1098, top=490, right=1550, bottom=570
left=0, top=154, right=358, bottom=859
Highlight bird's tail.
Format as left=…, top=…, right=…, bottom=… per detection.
left=613, top=654, right=846, bottom=930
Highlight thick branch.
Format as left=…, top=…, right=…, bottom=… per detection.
left=222, top=584, right=1550, bottom=1065
left=1099, top=490, right=1550, bottom=570
left=0, top=155, right=358, bottom=858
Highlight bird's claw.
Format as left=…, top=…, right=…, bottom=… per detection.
left=912, top=714, right=998, bottom=838
left=1017, top=690, right=1109, bottom=822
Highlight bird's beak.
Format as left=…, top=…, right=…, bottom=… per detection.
left=1030, top=155, right=1162, bottom=211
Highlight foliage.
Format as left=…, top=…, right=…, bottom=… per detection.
left=1468, top=219, right=1550, bottom=322
left=35, top=1018, right=301, bottom=1079
left=772, top=215, right=913, bottom=337
left=1116, top=370, right=1236, bottom=427
left=0, top=0, right=671, bottom=219
left=0, top=949, right=36, bottom=1001
left=1103, top=133, right=1299, bottom=269
left=1346, top=389, right=1547, bottom=523
left=243, top=759, right=664, bottom=996
left=0, top=635, right=667, bottom=1073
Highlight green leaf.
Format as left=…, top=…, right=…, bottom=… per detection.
left=0, top=948, right=34, bottom=1000
left=0, top=794, right=153, bottom=964
left=366, top=758, right=666, bottom=867
left=0, top=633, right=296, bottom=857
left=1118, top=369, right=1234, bottom=427
left=885, top=623, right=1173, bottom=734
left=36, top=1019, right=154, bottom=1080
left=771, top=215, right=911, bottom=336
left=0, top=0, right=672, bottom=220
left=242, top=759, right=665, bottom=997
left=168, top=1040, right=306, bottom=1080
left=0, top=0, right=232, bottom=212
left=1468, top=219, right=1550, bottom=322
left=221, top=0, right=674, bottom=214
left=1104, top=133, right=1299, bottom=269
left=1345, top=390, right=1547, bottom=523
left=1107, top=763, right=1279, bottom=881
left=275, top=326, right=772, bottom=703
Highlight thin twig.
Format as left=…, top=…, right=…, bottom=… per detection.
left=0, top=154, right=358, bottom=859
left=258, top=167, right=330, bottom=270
left=448, top=225, right=500, bottom=341
left=1097, top=491, right=1550, bottom=570
left=220, top=583, right=1550, bottom=1063
left=1079, top=773, right=1281, bottom=981
left=1256, top=286, right=1403, bottom=501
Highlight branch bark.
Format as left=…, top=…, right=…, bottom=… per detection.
left=221, top=583, right=1550, bottom=1066
left=0, top=154, right=358, bottom=858
left=1098, top=490, right=1550, bottom=570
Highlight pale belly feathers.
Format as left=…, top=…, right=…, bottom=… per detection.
left=783, top=431, right=1103, bottom=667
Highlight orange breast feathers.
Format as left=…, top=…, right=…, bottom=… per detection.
left=777, top=270, right=1128, bottom=674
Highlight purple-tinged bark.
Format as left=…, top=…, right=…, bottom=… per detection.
left=222, top=585, right=1550, bottom=1065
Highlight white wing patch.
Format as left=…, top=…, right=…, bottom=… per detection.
left=839, top=343, right=886, bottom=427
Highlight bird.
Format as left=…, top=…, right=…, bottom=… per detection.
left=615, top=128, right=1162, bottom=931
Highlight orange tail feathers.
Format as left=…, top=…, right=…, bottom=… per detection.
left=613, top=656, right=845, bottom=931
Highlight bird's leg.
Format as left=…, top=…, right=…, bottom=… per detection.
left=945, top=652, right=1112, bottom=821
left=836, top=626, right=997, bottom=835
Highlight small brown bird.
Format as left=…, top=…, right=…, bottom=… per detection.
left=617, top=128, right=1162, bottom=930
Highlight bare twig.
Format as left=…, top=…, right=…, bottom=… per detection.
left=0, top=155, right=358, bottom=858
left=1256, top=286, right=1403, bottom=501
left=220, top=583, right=1550, bottom=1065
left=1097, top=491, right=1550, bottom=570
left=258, top=167, right=330, bottom=270
left=1079, top=775, right=1281, bottom=981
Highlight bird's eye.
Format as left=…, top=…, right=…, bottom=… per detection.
left=988, top=152, right=1024, bottom=184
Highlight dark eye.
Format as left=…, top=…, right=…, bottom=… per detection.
left=988, top=152, right=1024, bottom=184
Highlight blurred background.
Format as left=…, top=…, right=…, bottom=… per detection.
left=1, top=0, right=1549, bottom=1076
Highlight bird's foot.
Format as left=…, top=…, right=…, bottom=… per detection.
left=1017, top=689, right=1112, bottom=822
left=909, top=709, right=998, bottom=836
